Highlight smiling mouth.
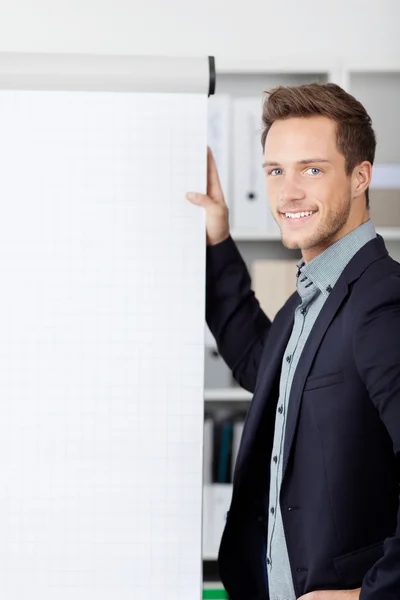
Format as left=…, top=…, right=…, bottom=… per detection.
left=281, top=210, right=317, bottom=221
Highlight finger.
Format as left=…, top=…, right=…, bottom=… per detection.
left=206, top=147, right=224, bottom=203
left=185, top=192, right=214, bottom=209
left=298, top=592, right=346, bottom=599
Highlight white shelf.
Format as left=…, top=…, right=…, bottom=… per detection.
left=230, top=227, right=400, bottom=242
left=202, top=553, right=221, bottom=561
left=376, top=228, right=400, bottom=241
left=204, top=387, right=252, bottom=401
left=346, top=64, right=400, bottom=74
left=216, top=57, right=338, bottom=75
left=215, top=60, right=400, bottom=77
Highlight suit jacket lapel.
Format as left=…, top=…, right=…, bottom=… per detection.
left=282, top=278, right=349, bottom=479
left=234, top=293, right=299, bottom=478
left=235, top=235, right=389, bottom=488
left=282, top=235, right=389, bottom=480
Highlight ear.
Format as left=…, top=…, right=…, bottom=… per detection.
left=352, top=161, right=372, bottom=199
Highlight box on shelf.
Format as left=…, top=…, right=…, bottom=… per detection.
left=251, top=259, right=299, bottom=320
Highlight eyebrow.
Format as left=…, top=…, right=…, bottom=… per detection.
left=262, top=158, right=332, bottom=168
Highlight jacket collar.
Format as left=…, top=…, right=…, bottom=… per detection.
left=297, top=220, right=377, bottom=299
left=342, top=233, right=388, bottom=285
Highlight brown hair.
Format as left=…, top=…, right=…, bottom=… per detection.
left=261, top=82, right=376, bottom=208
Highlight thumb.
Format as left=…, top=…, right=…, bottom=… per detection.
left=186, top=192, right=214, bottom=209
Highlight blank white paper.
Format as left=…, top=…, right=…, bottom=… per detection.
left=0, top=90, right=207, bottom=600
left=207, top=94, right=231, bottom=204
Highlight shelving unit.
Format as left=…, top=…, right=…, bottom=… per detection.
left=204, top=387, right=252, bottom=402
left=230, top=227, right=400, bottom=242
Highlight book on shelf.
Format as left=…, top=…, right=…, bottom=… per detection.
left=203, top=412, right=246, bottom=484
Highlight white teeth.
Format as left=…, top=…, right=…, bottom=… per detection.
left=285, top=211, right=314, bottom=219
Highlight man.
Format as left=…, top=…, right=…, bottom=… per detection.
left=186, top=82, right=400, bottom=600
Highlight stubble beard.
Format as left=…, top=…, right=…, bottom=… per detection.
left=280, top=198, right=352, bottom=253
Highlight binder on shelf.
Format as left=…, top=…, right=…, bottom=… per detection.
left=207, top=94, right=231, bottom=205
left=202, top=415, right=245, bottom=555
left=203, top=413, right=246, bottom=484
left=217, top=422, right=233, bottom=483
left=251, top=259, right=299, bottom=320
left=203, top=418, right=213, bottom=485
left=202, top=484, right=233, bottom=560
left=231, top=420, right=245, bottom=475
left=231, top=97, right=276, bottom=235
left=204, top=345, right=232, bottom=389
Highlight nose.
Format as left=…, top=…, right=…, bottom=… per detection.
left=279, top=175, right=306, bottom=206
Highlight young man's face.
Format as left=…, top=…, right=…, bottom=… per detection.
left=263, top=116, right=357, bottom=259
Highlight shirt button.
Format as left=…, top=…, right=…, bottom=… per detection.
left=273, top=455, right=278, bottom=463
left=270, top=507, right=275, bottom=515
left=326, top=285, right=332, bottom=293
left=300, top=307, right=307, bottom=315
left=286, top=355, right=291, bottom=363
left=278, top=405, right=283, bottom=414
left=267, top=558, right=271, bottom=565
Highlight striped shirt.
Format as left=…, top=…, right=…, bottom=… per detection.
left=266, top=220, right=377, bottom=600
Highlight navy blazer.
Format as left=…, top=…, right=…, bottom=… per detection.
left=206, top=234, right=400, bottom=600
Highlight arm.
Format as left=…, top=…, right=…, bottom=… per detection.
left=353, top=273, right=400, bottom=600
left=186, top=147, right=271, bottom=393
left=206, top=235, right=271, bottom=393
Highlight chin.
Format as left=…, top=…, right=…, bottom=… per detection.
left=282, top=228, right=339, bottom=253
left=279, top=215, right=330, bottom=251
left=281, top=233, right=310, bottom=251
left=281, top=238, right=301, bottom=250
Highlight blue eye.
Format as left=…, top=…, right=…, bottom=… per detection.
left=269, top=168, right=283, bottom=176
left=307, top=168, right=321, bottom=175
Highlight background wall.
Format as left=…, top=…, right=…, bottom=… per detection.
left=0, top=0, right=398, bottom=68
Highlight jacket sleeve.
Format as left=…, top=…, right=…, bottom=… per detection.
left=353, top=273, right=400, bottom=600
left=206, top=235, right=271, bottom=393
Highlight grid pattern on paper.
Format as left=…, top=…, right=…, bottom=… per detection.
left=0, top=90, right=207, bottom=600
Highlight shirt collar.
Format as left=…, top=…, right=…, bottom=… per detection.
left=296, top=220, right=376, bottom=298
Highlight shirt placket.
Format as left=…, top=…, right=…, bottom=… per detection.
left=267, top=313, right=300, bottom=569
left=267, top=290, right=313, bottom=573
